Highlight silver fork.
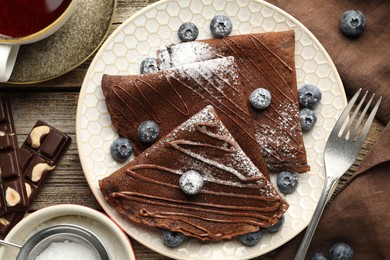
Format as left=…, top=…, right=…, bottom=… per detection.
left=294, top=89, right=382, bottom=260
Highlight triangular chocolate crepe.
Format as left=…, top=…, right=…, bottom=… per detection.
left=99, top=106, right=288, bottom=241
left=157, top=31, right=309, bottom=173
left=102, top=56, right=269, bottom=177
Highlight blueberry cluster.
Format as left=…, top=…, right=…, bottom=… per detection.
left=311, top=242, right=353, bottom=260
left=298, top=84, right=322, bottom=132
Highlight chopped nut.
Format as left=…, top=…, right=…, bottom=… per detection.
left=25, top=182, right=32, bottom=198
left=30, top=125, right=51, bottom=148
left=31, top=163, right=55, bottom=182
left=5, top=187, right=21, bottom=206
left=0, top=218, right=10, bottom=226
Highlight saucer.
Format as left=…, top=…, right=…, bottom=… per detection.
left=7, top=0, right=116, bottom=84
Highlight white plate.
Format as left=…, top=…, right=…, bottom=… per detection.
left=0, top=204, right=135, bottom=260
left=76, top=0, right=347, bottom=259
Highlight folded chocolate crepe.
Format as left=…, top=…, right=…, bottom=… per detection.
left=99, top=106, right=288, bottom=241
left=102, top=56, right=269, bottom=177
left=157, top=31, right=309, bottom=174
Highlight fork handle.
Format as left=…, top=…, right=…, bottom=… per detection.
left=294, top=177, right=339, bottom=260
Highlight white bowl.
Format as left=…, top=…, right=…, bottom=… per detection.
left=0, top=204, right=135, bottom=260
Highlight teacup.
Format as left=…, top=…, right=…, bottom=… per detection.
left=0, top=0, right=79, bottom=82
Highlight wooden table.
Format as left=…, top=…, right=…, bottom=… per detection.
left=0, top=0, right=385, bottom=259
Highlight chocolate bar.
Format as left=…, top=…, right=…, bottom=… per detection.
left=0, top=98, right=28, bottom=215
left=0, top=120, right=71, bottom=238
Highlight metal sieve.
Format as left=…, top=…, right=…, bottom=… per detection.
left=0, top=224, right=110, bottom=260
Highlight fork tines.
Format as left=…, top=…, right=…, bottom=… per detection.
left=332, top=88, right=382, bottom=144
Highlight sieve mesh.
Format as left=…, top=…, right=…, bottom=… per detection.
left=15, top=224, right=109, bottom=260
left=27, top=233, right=101, bottom=260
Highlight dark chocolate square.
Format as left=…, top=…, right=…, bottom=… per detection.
left=0, top=134, right=13, bottom=151
left=40, top=131, right=66, bottom=159
left=18, top=147, right=34, bottom=172
left=0, top=152, right=19, bottom=179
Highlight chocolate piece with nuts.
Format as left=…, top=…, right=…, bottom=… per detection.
left=0, top=120, right=71, bottom=238
left=19, top=120, right=71, bottom=205
left=0, top=98, right=28, bottom=215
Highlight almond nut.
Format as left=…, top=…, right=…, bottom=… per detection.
left=31, top=163, right=55, bottom=182
left=5, top=187, right=21, bottom=206
left=30, top=125, right=50, bottom=149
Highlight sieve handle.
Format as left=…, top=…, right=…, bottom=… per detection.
left=0, top=239, right=22, bottom=249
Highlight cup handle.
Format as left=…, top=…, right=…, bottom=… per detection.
left=0, top=44, right=20, bottom=82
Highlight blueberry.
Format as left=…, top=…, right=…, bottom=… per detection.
left=140, top=57, right=158, bottom=74
left=266, top=215, right=285, bottom=233
left=161, top=230, right=185, bottom=248
left=178, top=22, right=199, bottom=42
left=300, top=108, right=317, bottom=132
left=329, top=242, right=353, bottom=260
left=298, top=84, right=322, bottom=109
left=137, top=120, right=159, bottom=143
left=179, top=170, right=204, bottom=195
left=311, top=252, right=329, bottom=260
left=238, top=230, right=262, bottom=246
left=210, top=15, right=233, bottom=38
left=277, top=171, right=298, bottom=194
left=249, top=88, right=272, bottom=109
left=110, top=138, right=133, bottom=162
left=340, top=10, right=366, bottom=37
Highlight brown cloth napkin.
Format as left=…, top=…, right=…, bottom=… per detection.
left=262, top=0, right=390, bottom=259
left=268, top=0, right=390, bottom=124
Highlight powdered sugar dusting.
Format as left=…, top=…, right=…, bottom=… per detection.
left=256, top=102, right=302, bottom=166
left=161, top=56, right=239, bottom=91
left=170, top=41, right=217, bottom=66
left=163, top=106, right=273, bottom=192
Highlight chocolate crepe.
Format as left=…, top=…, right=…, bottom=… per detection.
left=157, top=31, right=310, bottom=174
left=102, top=56, right=269, bottom=177
left=99, top=106, right=288, bottom=241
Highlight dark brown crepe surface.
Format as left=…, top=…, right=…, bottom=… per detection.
left=100, top=106, right=288, bottom=241
left=157, top=31, right=310, bottom=174
left=102, top=56, right=269, bottom=177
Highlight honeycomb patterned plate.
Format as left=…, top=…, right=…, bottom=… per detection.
left=76, top=0, right=347, bottom=259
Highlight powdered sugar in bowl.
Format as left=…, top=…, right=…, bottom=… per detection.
left=6, top=224, right=109, bottom=260
left=0, top=204, right=135, bottom=260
